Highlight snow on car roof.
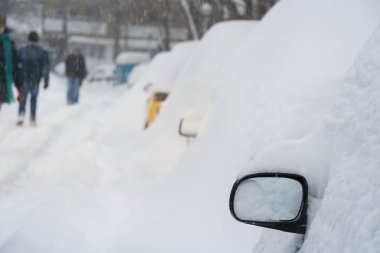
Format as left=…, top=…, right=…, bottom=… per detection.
left=116, top=52, right=151, bottom=64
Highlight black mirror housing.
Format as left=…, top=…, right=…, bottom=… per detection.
left=229, top=172, right=308, bottom=234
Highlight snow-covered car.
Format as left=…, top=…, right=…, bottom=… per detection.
left=103, top=1, right=380, bottom=251
left=228, top=22, right=380, bottom=249
left=225, top=1, right=380, bottom=251
left=87, top=64, right=115, bottom=83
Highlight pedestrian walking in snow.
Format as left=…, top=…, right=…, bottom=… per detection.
left=65, top=48, right=87, bottom=104
left=16, top=31, right=50, bottom=126
left=0, top=15, right=22, bottom=111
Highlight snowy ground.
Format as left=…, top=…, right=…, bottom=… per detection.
left=0, top=21, right=261, bottom=253
left=0, top=76, right=181, bottom=252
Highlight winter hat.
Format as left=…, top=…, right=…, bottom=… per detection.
left=28, top=31, right=39, bottom=42
left=0, top=15, right=6, bottom=27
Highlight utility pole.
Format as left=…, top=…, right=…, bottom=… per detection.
left=162, top=0, right=171, bottom=51
left=113, top=8, right=121, bottom=59
left=109, top=0, right=122, bottom=60
left=179, top=0, right=199, bottom=40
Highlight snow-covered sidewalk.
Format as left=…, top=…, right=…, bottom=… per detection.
left=0, top=76, right=166, bottom=252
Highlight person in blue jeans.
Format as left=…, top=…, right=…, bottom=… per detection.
left=65, top=48, right=87, bottom=104
left=17, top=31, right=50, bottom=126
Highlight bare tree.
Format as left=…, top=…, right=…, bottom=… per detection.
left=250, top=0, right=277, bottom=19
left=106, top=0, right=122, bottom=59
left=178, top=0, right=278, bottom=38
left=162, top=2, right=171, bottom=51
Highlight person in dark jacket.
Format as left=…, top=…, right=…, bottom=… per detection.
left=65, top=48, right=87, bottom=104
left=0, top=15, right=22, bottom=111
left=16, top=31, right=50, bottom=126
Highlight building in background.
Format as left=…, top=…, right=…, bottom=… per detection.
left=40, top=2, right=189, bottom=66
left=5, top=0, right=278, bottom=68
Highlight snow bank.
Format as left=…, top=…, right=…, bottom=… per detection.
left=110, top=0, right=380, bottom=253
left=148, top=20, right=257, bottom=135
left=109, top=41, right=201, bottom=176
left=0, top=75, right=165, bottom=253
left=127, top=63, right=149, bottom=86
left=131, top=41, right=199, bottom=92
left=110, top=20, right=260, bottom=253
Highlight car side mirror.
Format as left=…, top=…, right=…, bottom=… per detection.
left=229, top=173, right=308, bottom=234
left=178, top=117, right=203, bottom=138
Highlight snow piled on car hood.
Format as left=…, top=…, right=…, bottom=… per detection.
left=298, top=25, right=380, bottom=253
left=110, top=0, right=380, bottom=253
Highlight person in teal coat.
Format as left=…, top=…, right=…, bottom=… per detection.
left=0, top=15, right=21, bottom=111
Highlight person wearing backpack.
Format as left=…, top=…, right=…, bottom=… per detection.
left=17, top=31, right=50, bottom=126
